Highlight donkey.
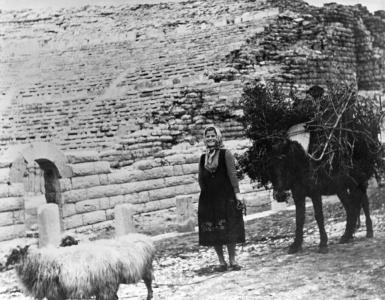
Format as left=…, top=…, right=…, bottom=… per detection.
left=268, top=139, right=373, bottom=254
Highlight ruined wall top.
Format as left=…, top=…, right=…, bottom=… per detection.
left=0, top=0, right=384, bottom=165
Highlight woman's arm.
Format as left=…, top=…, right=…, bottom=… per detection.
left=224, top=149, right=240, bottom=194
left=198, top=155, right=204, bottom=190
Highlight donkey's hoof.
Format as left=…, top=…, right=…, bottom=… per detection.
left=318, top=246, right=328, bottom=254
left=366, top=231, right=374, bottom=238
left=288, top=244, right=302, bottom=254
left=339, top=235, right=353, bottom=244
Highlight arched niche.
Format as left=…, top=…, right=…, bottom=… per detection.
left=2, top=143, right=72, bottom=232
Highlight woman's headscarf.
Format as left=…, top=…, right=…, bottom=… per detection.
left=203, top=125, right=224, bottom=173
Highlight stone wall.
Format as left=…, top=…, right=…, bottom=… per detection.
left=0, top=0, right=384, bottom=239
left=229, top=0, right=385, bottom=91
left=60, top=142, right=266, bottom=234
left=1, top=0, right=383, bottom=168
left=0, top=0, right=279, bottom=157
left=0, top=179, right=25, bottom=241
left=0, top=141, right=268, bottom=241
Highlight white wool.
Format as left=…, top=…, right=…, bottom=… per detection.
left=16, top=233, right=155, bottom=299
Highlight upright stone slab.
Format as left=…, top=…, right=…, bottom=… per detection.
left=175, top=195, right=195, bottom=232
left=115, top=203, right=136, bottom=236
left=38, top=204, right=61, bottom=248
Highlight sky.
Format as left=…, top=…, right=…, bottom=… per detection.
left=0, top=0, right=384, bottom=12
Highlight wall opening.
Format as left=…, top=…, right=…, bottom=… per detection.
left=37, top=159, right=62, bottom=205
left=22, top=159, right=63, bottom=234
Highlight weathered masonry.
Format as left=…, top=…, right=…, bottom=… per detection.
left=0, top=142, right=266, bottom=241
left=0, top=0, right=384, bottom=240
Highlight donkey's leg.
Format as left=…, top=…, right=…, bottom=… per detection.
left=288, top=192, right=306, bottom=254
left=337, top=190, right=355, bottom=243
left=310, top=194, right=328, bottom=253
left=355, top=187, right=373, bottom=238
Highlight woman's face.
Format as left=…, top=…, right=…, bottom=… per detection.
left=205, top=129, right=217, bottom=148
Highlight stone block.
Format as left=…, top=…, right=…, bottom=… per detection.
left=106, top=208, right=114, bottom=220
left=124, top=192, right=149, bottom=204
left=62, top=203, right=76, bottom=217
left=148, top=186, right=179, bottom=201
left=175, top=195, right=195, bottom=232
left=165, top=154, right=187, bottom=165
left=109, top=169, right=146, bottom=184
left=70, top=162, right=97, bottom=176
left=59, top=178, right=72, bottom=192
left=139, top=197, right=176, bottom=213
left=87, top=184, right=121, bottom=199
left=143, top=166, right=173, bottom=179
left=66, top=151, right=99, bottom=164
left=13, top=210, right=24, bottom=224
left=0, top=168, right=10, bottom=184
left=0, top=184, right=9, bottom=198
left=109, top=195, right=125, bottom=207
left=114, top=203, right=136, bottom=236
left=64, top=214, right=83, bottom=230
left=99, top=174, right=109, bottom=185
left=38, top=204, right=61, bottom=248
left=0, top=211, right=14, bottom=226
left=99, top=197, right=111, bottom=210
left=71, top=175, right=100, bottom=189
left=82, top=210, right=106, bottom=225
left=8, top=183, right=24, bottom=197
left=164, top=174, right=196, bottom=187
left=185, top=154, right=200, bottom=164
left=75, top=198, right=100, bottom=213
left=0, top=197, right=24, bottom=212
left=182, top=163, right=199, bottom=174
left=94, top=161, right=111, bottom=174
left=173, top=165, right=184, bottom=176
left=92, top=220, right=113, bottom=232
left=62, top=189, right=88, bottom=203
left=0, top=224, right=25, bottom=241
left=24, top=195, right=46, bottom=210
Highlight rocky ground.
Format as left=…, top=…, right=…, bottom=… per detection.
left=1, top=199, right=385, bottom=300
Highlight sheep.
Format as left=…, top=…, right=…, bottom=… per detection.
left=5, top=233, right=155, bottom=300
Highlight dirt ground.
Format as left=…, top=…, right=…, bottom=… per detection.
left=1, top=200, right=385, bottom=300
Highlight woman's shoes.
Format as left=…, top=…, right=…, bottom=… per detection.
left=214, top=263, right=228, bottom=272
left=228, top=263, right=242, bottom=271
left=214, top=263, right=242, bottom=272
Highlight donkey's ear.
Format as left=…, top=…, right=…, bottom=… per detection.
left=20, top=245, right=30, bottom=256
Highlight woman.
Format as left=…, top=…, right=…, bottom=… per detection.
left=198, top=125, right=245, bottom=271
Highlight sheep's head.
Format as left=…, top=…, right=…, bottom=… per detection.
left=60, top=235, right=79, bottom=247
left=5, top=245, right=29, bottom=268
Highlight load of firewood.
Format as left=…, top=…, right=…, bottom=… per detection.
left=238, top=81, right=385, bottom=186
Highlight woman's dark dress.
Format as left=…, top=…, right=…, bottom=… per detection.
left=198, top=149, right=245, bottom=246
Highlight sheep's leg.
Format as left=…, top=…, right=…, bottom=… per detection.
left=96, top=293, right=118, bottom=300
left=143, top=267, right=154, bottom=300
left=47, top=297, right=65, bottom=300
left=96, top=287, right=119, bottom=300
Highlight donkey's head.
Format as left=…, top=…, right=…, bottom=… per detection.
left=268, top=139, right=309, bottom=202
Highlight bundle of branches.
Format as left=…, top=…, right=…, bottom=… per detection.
left=239, top=81, right=385, bottom=186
